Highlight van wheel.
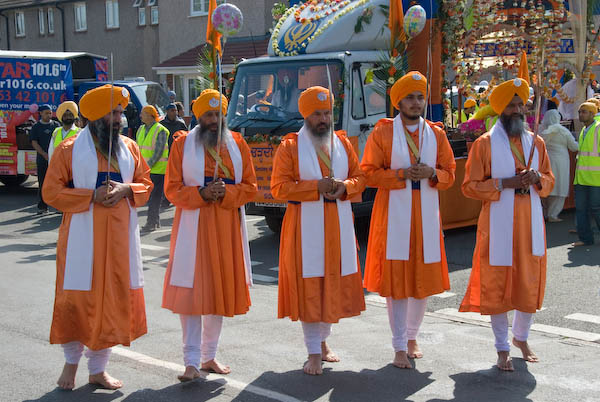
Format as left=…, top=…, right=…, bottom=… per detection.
left=265, top=215, right=282, bottom=234
left=0, top=175, right=29, bottom=187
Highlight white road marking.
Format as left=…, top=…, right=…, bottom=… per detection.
left=269, top=266, right=279, bottom=271
left=252, top=273, right=278, bottom=283
left=112, top=347, right=301, bottom=402
left=140, top=243, right=169, bottom=251
left=146, top=228, right=172, bottom=234
left=565, top=313, right=600, bottom=325
left=251, top=260, right=263, bottom=266
left=433, top=291, right=456, bottom=298
left=142, top=256, right=170, bottom=265
left=433, top=308, right=600, bottom=343
left=365, top=294, right=386, bottom=306
left=246, top=217, right=265, bottom=223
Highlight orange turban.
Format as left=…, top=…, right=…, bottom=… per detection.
left=390, top=71, right=427, bottom=109
left=488, top=78, right=530, bottom=115
left=79, top=84, right=130, bottom=122
left=586, top=98, right=600, bottom=109
left=56, top=101, right=78, bottom=121
left=579, top=102, right=598, bottom=114
left=142, top=105, right=158, bottom=121
left=192, top=89, right=228, bottom=119
left=298, top=86, right=332, bottom=118
left=464, top=98, right=477, bottom=108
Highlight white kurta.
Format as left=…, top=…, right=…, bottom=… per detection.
left=541, top=124, right=578, bottom=197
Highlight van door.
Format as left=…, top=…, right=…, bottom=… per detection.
left=346, top=62, right=386, bottom=160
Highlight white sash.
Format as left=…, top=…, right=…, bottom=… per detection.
left=64, top=126, right=144, bottom=291
left=387, top=116, right=441, bottom=263
left=170, top=127, right=252, bottom=288
left=490, top=121, right=545, bottom=266
left=297, top=126, right=358, bottom=278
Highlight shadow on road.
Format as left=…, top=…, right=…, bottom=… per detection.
left=430, top=359, right=536, bottom=402
left=121, top=380, right=226, bottom=401
left=24, top=384, right=123, bottom=402
left=231, top=365, right=434, bottom=402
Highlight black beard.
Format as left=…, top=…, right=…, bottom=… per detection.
left=62, top=118, right=75, bottom=126
left=90, top=119, right=120, bottom=154
left=305, top=120, right=330, bottom=138
left=500, top=113, right=524, bottom=137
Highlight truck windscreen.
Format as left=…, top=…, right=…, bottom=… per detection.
left=131, top=83, right=170, bottom=115
left=227, top=60, right=343, bottom=136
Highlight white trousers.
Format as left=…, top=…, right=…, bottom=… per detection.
left=180, top=314, right=223, bottom=369
left=386, top=297, right=428, bottom=352
left=62, top=342, right=112, bottom=375
left=546, top=195, right=566, bottom=219
left=301, top=321, right=332, bottom=355
left=490, top=310, right=533, bottom=352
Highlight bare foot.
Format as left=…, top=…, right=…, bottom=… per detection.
left=303, top=354, right=323, bottom=375
left=88, top=372, right=123, bottom=389
left=201, top=359, right=231, bottom=375
left=496, top=351, right=514, bottom=371
left=392, top=351, right=413, bottom=369
left=547, top=217, right=562, bottom=222
left=177, top=366, right=202, bottom=382
left=57, top=363, right=78, bottom=390
left=321, top=341, right=340, bottom=362
left=571, top=241, right=588, bottom=247
left=513, top=338, right=539, bottom=362
left=407, top=340, right=423, bottom=359
left=568, top=229, right=577, bottom=234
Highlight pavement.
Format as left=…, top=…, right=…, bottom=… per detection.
left=2, top=179, right=600, bottom=402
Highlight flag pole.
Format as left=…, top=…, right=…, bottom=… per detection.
left=107, top=52, right=114, bottom=190
left=326, top=64, right=335, bottom=179
left=527, top=44, right=545, bottom=170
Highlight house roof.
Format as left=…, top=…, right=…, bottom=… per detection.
left=155, top=37, right=270, bottom=69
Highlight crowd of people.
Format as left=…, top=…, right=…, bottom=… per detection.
left=25, top=69, right=599, bottom=392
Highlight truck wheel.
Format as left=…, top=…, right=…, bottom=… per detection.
left=265, top=215, right=282, bottom=234
left=0, top=174, right=29, bottom=187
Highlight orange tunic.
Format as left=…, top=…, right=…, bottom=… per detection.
left=42, top=135, right=153, bottom=350
left=162, top=132, right=257, bottom=316
left=361, top=119, right=456, bottom=299
left=271, top=131, right=367, bottom=323
left=459, top=133, right=555, bottom=315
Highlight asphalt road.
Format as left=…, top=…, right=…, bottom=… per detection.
left=2, top=179, right=600, bottom=402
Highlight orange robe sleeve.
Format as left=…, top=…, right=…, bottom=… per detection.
left=42, top=141, right=94, bottom=213
left=360, top=121, right=407, bottom=190
left=165, top=134, right=211, bottom=209
left=531, top=138, right=554, bottom=197
left=462, top=135, right=502, bottom=202
left=220, top=135, right=258, bottom=209
left=340, top=134, right=367, bottom=200
left=271, top=137, right=320, bottom=202
left=430, top=124, right=456, bottom=190
left=126, top=141, right=153, bottom=207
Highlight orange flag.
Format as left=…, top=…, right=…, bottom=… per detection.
left=389, top=0, right=405, bottom=49
left=517, top=50, right=530, bottom=84
left=206, top=0, right=222, bottom=55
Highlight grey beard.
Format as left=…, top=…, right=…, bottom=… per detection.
left=307, top=128, right=330, bottom=149
left=90, top=119, right=120, bottom=154
left=197, top=121, right=227, bottom=148
left=501, top=114, right=524, bottom=137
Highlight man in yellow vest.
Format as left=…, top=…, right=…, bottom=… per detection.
left=137, top=105, right=170, bottom=232
left=573, top=102, right=600, bottom=246
left=48, top=101, right=81, bottom=160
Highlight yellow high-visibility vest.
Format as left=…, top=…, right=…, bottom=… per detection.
left=574, top=121, right=600, bottom=186
left=51, top=126, right=80, bottom=149
left=136, top=122, right=170, bottom=174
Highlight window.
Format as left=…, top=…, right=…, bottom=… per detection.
left=150, top=6, right=158, bottom=24
left=147, top=0, right=157, bottom=5
left=48, top=8, right=55, bottom=34
left=74, top=3, right=87, bottom=32
left=138, top=7, right=146, bottom=25
left=132, top=0, right=144, bottom=6
left=15, top=11, right=25, bottom=37
left=38, top=9, right=45, bottom=35
left=106, top=0, right=119, bottom=29
left=191, top=0, right=224, bottom=16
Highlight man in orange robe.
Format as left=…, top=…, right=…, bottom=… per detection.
left=271, top=86, right=366, bottom=375
left=42, top=85, right=153, bottom=390
left=162, top=89, right=257, bottom=381
left=361, top=71, right=456, bottom=369
left=459, top=78, right=555, bottom=371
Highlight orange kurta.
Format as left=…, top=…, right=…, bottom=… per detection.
left=42, top=135, right=152, bottom=350
left=272, top=131, right=367, bottom=323
left=162, top=131, right=257, bottom=316
left=459, top=132, right=554, bottom=315
left=362, top=119, right=456, bottom=299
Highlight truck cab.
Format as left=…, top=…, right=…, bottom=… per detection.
left=228, top=0, right=389, bottom=232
